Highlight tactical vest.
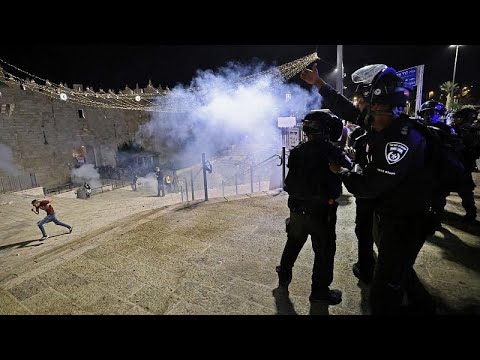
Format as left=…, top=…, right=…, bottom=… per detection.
left=284, top=140, right=343, bottom=205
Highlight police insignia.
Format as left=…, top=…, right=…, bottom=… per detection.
left=385, top=142, right=409, bottom=165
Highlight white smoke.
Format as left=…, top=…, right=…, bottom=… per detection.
left=135, top=172, right=158, bottom=194
left=0, top=143, right=21, bottom=176
left=71, top=164, right=102, bottom=188
left=136, top=61, right=321, bottom=168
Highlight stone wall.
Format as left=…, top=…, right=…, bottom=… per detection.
left=0, top=83, right=154, bottom=186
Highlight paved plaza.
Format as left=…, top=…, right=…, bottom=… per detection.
left=0, top=177, right=479, bottom=315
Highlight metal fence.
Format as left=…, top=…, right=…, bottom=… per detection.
left=174, top=150, right=284, bottom=202
left=44, top=178, right=130, bottom=196
left=0, top=173, right=38, bottom=194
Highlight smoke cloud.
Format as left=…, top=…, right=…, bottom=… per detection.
left=135, top=172, right=158, bottom=194
left=71, top=164, right=102, bottom=188
left=0, top=143, right=21, bottom=176
left=136, top=61, right=322, bottom=168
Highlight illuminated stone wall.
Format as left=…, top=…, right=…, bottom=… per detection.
left=0, top=82, right=155, bottom=186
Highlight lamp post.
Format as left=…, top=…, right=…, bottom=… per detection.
left=450, top=45, right=462, bottom=109
left=336, top=45, right=343, bottom=95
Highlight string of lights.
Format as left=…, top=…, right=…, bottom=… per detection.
left=0, top=52, right=319, bottom=112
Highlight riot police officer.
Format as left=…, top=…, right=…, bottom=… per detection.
left=275, top=109, right=352, bottom=305
left=418, top=100, right=472, bottom=225
left=451, top=108, right=479, bottom=223
left=301, top=63, right=436, bottom=314
left=347, top=124, right=376, bottom=284
left=417, top=100, right=448, bottom=127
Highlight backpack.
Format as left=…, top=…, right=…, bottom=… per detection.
left=413, top=120, right=466, bottom=191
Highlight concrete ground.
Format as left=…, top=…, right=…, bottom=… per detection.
left=0, top=176, right=479, bottom=315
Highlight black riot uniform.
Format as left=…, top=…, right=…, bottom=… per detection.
left=319, top=65, right=436, bottom=314
left=320, top=82, right=380, bottom=285
left=346, top=126, right=377, bottom=283
left=452, top=108, right=479, bottom=222
left=418, top=101, right=474, bottom=224
left=276, top=109, right=352, bottom=305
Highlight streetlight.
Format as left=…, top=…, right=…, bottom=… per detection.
left=449, top=45, right=462, bottom=108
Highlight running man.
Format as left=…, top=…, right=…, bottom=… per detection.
left=31, top=199, right=72, bottom=240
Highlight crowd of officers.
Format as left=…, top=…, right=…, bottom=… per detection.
left=276, top=63, right=479, bottom=314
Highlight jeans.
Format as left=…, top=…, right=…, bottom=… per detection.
left=37, top=214, right=71, bottom=236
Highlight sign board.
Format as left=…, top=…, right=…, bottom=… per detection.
left=288, top=128, right=300, bottom=149
left=277, top=116, right=296, bottom=128
left=396, top=67, right=417, bottom=88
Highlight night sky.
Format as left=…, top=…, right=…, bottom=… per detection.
left=1, top=45, right=479, bottom=100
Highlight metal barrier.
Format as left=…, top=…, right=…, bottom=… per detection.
left=220, top=154, right=282, bottom=199
left=174, top=152, right=283, bottom=202
left=0, top=173, right=38, bottom=194
left=92, top=180, right=130, bottom=193
left=43, top=183, right=75, bottom=195
left=44, top=179, right=130, bottom=196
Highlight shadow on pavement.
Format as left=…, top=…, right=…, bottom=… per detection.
left=427, top=226, right=480, bottom=274
left=433, top=295, right=480, bottom=314
left=0, top=233, right=65, bottom=252
left=442, top=211, right=480, bottom=237
left=309, top=302, right=329, bottom=315
left=272, top=287, right=331, bottom=315
left=272, top=287, right=298, bottom=315
left=173, top=200, right=206, bottom=212
left=357, top=281, right=371, bottom=315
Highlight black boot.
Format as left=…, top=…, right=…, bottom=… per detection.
left=352, top=262, right=373, bottom=285
left=309, top=286, right=342, bottom=305
left=275, top=266, right=292, bottom=290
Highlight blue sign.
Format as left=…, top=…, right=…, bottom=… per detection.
left=396, top=67, right=417, bottom=88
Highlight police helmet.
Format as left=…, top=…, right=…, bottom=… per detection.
left=302, top=109, right=343, bottom=142
left=351, top=64, right=411, bottom=107
left=417, top=100, right=446, bottom=117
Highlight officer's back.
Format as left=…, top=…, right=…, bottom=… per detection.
left=285, top=138, right=344, bottom=209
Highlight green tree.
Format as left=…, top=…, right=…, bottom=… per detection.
left=440, top=81, right=459, bottom=111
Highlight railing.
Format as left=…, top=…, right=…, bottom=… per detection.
left=174, top=151, right=283, bottom=202
left=219, top=154, right=283, bottom=198
left=43, top=183, right=75, bottom=195
left=95, top=179, right=129, bottom=193
left=44, top=179, right=130, bottom=196
left=0, top=173, right=38, bottom=194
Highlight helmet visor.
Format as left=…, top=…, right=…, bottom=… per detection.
left=351, top=64, right=388, bottom=84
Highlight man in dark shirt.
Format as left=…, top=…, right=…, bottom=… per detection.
left=31, top=199, right=72, bottom=240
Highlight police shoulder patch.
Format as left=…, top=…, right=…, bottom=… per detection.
left=385, top=142, right=409, bottom=165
